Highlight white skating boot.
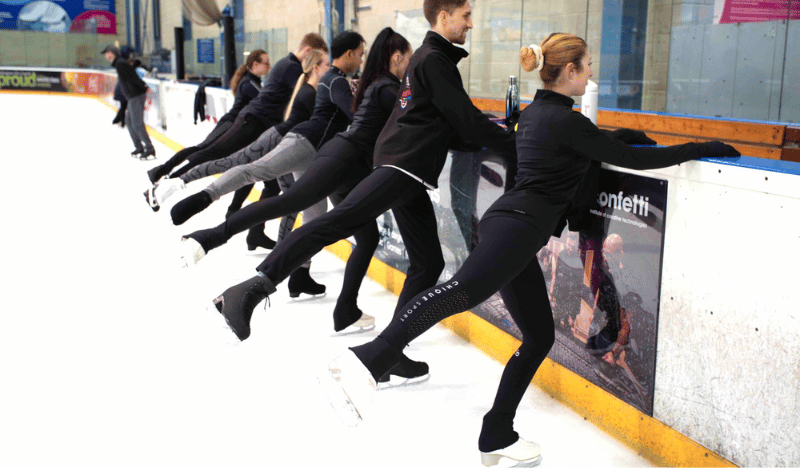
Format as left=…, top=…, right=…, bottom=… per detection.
left=480, top=438, right=542, bottom=467
left=154, top=178, right=185, bottom=206
left=316, top=350, right=376, bottom=427
left=180, top=237, right=206, bottom=267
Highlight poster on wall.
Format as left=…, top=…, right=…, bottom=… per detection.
left=468, top=167, right=667, bottom=416
left=714, top=0, right=799, bottom=24
left=0, top=0, right=116, bottom=34
left=367, top=150, right=667, bottom=416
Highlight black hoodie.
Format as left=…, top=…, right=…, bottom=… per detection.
left=112, top=55, right=147, bottom=99
left=373, top=31, right=515, bottom=189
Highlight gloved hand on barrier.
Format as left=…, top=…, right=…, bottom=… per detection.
left=608, top=128, right=657, bottom=145
left=699, top=141, right=741, bottom=158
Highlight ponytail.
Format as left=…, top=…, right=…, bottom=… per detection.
left=352, top=27, right=411, bottom=113
left=284, top=49, right=326, bottom=121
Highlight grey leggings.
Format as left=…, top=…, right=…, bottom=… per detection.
left=204, top=132, right=327, bottom=225
left=126, top=94, right=154, bottom=152
left=179, top=126, right=283, bottom=184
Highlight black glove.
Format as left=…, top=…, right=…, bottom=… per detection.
left=609, top=128, right=657, bottom=145
left=700, top=141, right=741, bottom=158
left=504, top=110, right=520, bottom=133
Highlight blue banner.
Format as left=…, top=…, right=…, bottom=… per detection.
left=0, top=0, right=116, bottom=34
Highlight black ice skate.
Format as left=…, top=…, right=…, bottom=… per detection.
left=245, top=229, right=276, bottom=251
left=377, top=354, right=430, bottom=389
left=212, top=275, right=276, bottom=341
left=287, top=266, right=326, bottom=298
left=131, top=149, right=143, bottom=158
left=139, top=149, right=156, bottom=160
left=143, top=186, right=159, bottom=212
left=147, top=165, right=168, bottom=184
left=333, top=302, right=375, bottom=334
left=170, top=191, right=211, bottom=225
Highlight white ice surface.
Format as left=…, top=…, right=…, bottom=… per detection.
left=0, top=94, right=653, bottom=468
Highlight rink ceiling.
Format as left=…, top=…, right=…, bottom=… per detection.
left=4, top=87, right=800, bottom=467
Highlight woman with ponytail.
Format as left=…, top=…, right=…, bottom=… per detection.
left=320, top=32, right=741, bottom=466
left=145, top=49, right=270, bottom=184
left=180, top=28, right=412, bottom=341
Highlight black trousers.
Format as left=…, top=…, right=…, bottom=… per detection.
left=192, top=137, right=376, bottom=309
left=256, top=166, right=445, bottom=314
left=171, top=115, right=267, bottom=178
left=159, top=119, right=234, bottom=177
left=351, top=215, right=555, bottom=452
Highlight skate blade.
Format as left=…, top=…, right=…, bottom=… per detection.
left=316, top=364, right=362, bottom=427
left=376, top=372, right=431, bottom=391
left=289, top=291, right=327, bottom=300
left=332, top=323, right=376, bottom=337
left=480, top=454, right=542, bottom=467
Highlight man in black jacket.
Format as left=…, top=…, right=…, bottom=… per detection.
left=214, top=0, right=515, bottom=384
left=103, top=45, right=155, bottom=159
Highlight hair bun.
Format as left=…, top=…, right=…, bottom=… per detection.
left=520, top=47, right=537, bottom=72
left=520, top=44, right=545, bottom=72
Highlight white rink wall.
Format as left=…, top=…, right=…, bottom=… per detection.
left=613, top=159, right=800, bottom=467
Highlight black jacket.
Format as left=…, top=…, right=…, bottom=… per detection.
left=339, top=74, right=401, bottom=161
left=485, top=89, right=713, bottom=236
left=290, top=66, right=354, bottom=149
left=242, top=53, right=303, bottom=128
left=273, top=83, right=317, bottom=136
left=112, top=55, right=147, bottom=99
left=193, top=78, right=222, bottom=124
left=373, top=31, right=515, bottom=188
left=220, top=71, right=261, bottom=123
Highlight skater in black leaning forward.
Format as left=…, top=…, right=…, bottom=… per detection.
left=211, top=0, right=516, bottom=386
left=319, top=33, right=741, bottom=466
left=145, top=49, right=272, bottom=184
left=183, top=28, right=412, bottom=335
left=102, top=45, right=155, bottom=159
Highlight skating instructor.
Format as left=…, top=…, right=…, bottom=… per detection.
left=320, top=33, right=741, bottom=466
left=211, top=0, right=515, bottom=385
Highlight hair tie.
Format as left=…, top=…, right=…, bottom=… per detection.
left=530, top=44, right=544, bottom=72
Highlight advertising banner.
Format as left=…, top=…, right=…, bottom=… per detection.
left=0, top=68, right=115, bottom=95
left=0, top=0, right=116, bottom=34
left=369, top=150, right=666, bottom=416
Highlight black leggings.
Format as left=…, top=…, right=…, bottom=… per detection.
left=170, top=115, right=267, bottom=178
left=190, top=137, right=370, bottom=251
left=351, top=215, right=555, bottom=452
left=190, top=137, right=375, bottom=310
left=256, top=167, right=445, bottom=315
left=157, top=119, right=234, bottom=177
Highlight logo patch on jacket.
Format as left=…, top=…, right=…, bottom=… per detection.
left=399, top=75, right=412, bottom=109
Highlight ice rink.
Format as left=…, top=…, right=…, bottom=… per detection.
left=0, top=93, right=654, bottom=467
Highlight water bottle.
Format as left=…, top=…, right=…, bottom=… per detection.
left=505, top=75, right=520, bottom=120
left=581, top=80, right=598, bottom=125
left=505, top=75, right=519, bottom=131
